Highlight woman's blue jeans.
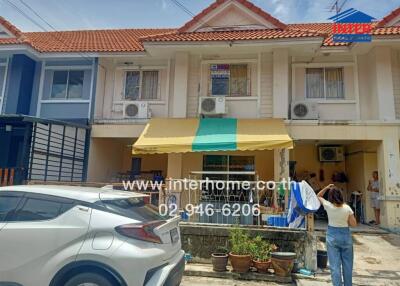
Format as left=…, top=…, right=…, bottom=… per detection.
left=327, top=226, right=353, bottom=286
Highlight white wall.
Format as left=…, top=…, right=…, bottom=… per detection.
left=95, top=58, right=170, bottom=120
left=94, top=47, right=400, bottom=123
left=259, top=52, right=273, bottom=118
left=185, top=53, right=271, bottom=119
left=358, top=52, right=379, bottom=120
left=186, top=54, right=201, bottom=117
left=375, top=46, right=396, bottom=120
left=292, top=56, right=357, bottom=121
left=392, top=50, right=400, bottom=119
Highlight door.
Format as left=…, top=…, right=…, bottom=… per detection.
left=0, top=193, right=91, bottom=286
left=131, top=157, right=142, bottom=176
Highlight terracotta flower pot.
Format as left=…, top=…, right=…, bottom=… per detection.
left=229, top=252, right=251, bottom=273
left=211, top=253, right=229, bottom=272
left=252, top=259, right=272, bottom=273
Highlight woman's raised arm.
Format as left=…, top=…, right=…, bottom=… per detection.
left=317, top=184, right=335, bottom=202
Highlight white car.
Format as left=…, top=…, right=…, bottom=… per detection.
left=0, top=185, right=184, bottom=286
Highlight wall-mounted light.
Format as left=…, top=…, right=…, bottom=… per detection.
left=5, top=125, right=12, bottom=132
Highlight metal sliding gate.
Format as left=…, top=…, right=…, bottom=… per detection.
left=28, top=121, right=90, bottom=182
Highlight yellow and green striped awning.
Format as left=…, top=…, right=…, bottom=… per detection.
left=132, top=118, right=293, bottom=154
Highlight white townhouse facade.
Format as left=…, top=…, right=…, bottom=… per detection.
left=88, top=1, right=400, bottom=230
left=1, top=0, right=399, bottom=230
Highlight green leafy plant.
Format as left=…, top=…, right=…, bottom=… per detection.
left=214, top=246, right=228, bottom=254
left=249, top=235, right=274, bottom=262
left=228, top=227, right=251, bottom=255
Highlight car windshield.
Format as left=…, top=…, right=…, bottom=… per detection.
left=97, top=197, right=166, bottom=221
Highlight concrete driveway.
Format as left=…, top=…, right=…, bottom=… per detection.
left=181, top=276, right=288, bottom=285
left=298, top=232, right=400, bottom=286
left=182, top=232, right=400, bottom=286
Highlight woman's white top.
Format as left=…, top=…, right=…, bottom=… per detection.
left=321, top=198, right=354, bottom=227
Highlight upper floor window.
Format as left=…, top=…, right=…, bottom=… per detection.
left=306, top=67, right=344, bottom=100
left=210, top=64, right=249, bottom=97
left=50, top=70, right=84, bottom=99
left=124, top=70, right=159, bottom=100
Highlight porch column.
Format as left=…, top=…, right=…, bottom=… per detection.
left=374, top=47, right=396, bottom=120
left=274, top=148, right=290, bottom=209
left=167, top=153, right=183, bottom=179
left=377, top=134, right=400, bottom=230
left=172, top=52, right=189, bottom=118
left=272, top=49, right=289, bottom=119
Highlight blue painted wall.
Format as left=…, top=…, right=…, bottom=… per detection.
left=36, top=59, right=96, bottom=122
left=2, top=55, right=97, bottom=124
left=4, top=54, right=36, bottom=115
left=0, top=63, right=6, bottom=113
left=28, top=61, right=42, bottom=116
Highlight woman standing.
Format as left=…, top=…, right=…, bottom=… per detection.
left=367, top=171, right=380, bottom=225
left=318, top=184, right=357, bottom=286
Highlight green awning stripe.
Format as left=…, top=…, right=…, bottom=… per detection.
left=192, top=118, right=237, bottom=152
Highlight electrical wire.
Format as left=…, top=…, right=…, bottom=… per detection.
left=169, top=0, right=213, bottom=30
left=2, top=0, right=105, bottom=68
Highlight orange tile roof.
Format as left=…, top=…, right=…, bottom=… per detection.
left=0, top=16, right=23, bottom=38
left=178, top=0, right=286, bottom=32
left=377, top=7, right=400, bottom=27
left=289, top=22, right=400, bottom=46
left=372, top=26, right=400, bottom=35
left=141, top=28, right=324, bottom=43
left=22, top=29, right=175, bottom=53
left=0, top=2, right=399, bottom=53
left=287, top=23, right=349, bottom=46
left=0, top=38, right=22, bottom=45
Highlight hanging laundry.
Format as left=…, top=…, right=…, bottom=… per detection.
left=287, top=181, right=321, bottom=228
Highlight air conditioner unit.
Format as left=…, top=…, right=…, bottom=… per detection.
left=291, top=101, right=319, bottom=120
left=319, top=146, right=345, bottom=162
left=123, top=101, right=149, bottom=119
left=199, top=96, right=226, bottom=115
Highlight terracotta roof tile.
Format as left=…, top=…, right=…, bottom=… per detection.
left=377, top=7, right=400, bottom=27
left=1, top=3, right=400, bottom=53
left=0, top=38, right=21, bottom=45
left=21, top=29, right=175, bottom=53
left=372, top=26, right=400, bottom=35
left=141, top=28, right=324, bottom=43
left=178, top=0, right=286, bottom=32
left=0, top=16, right=23, bottom=38
left=287, top=23, right=350, bottom=46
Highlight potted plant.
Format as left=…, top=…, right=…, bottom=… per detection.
left=249, top=236, right=274, bottom=273
left=211, top=246, right=229, bottom=272
left=228, top=227, right=252, bottom=273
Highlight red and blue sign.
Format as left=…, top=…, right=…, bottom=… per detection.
left=329, top=8, right=375, bottom=43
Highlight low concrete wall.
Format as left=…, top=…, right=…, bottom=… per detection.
left=180, top=223, right=317, bottom=271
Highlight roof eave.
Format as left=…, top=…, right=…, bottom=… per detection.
left=0, top=44, right=149, bottom=58
left=142, top=37, right=325, bottom=48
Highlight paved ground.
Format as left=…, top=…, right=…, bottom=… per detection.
left=298, top=232, right=400, bottom=286
left=181, top=276, right=287, bottom=285
left=182, top=232, right=400, bottom=286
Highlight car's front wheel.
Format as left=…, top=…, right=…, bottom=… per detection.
left=64, top=272, right=116, bottom=286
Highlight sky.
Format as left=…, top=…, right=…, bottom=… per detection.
left=0, top=0, right=399, bottom=32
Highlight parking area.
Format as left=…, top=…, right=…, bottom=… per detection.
left=181, top=276, right=287, bottom=286
left=182, top=232, right=400, bottom=286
